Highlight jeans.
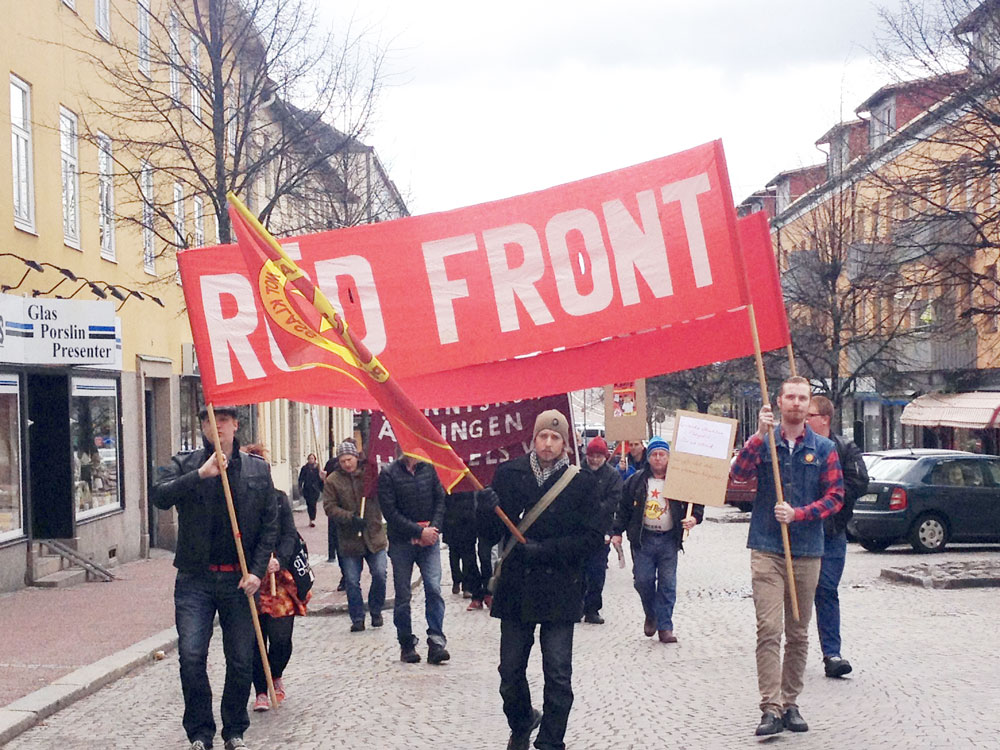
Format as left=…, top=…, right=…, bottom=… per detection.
left=388, top=539, right=446, bottom=647
left=750, top=550, right=822, bottom=715
left=632, top=532, right=679, bottom=631
left=251, top=614, right=295, bottom=694
left=174, top=571, right=254, bottom=746
left=499, top=619, right=575, bottom=750
left=815, top=539, right=847, bottom=658
left=340, top=548, right=388, bottom=624
left=582, top=544, right=610, bottom=615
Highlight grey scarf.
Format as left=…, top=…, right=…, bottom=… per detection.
left=529, top=450, right=570, bottom=487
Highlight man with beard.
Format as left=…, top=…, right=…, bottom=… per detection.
left=478, top=410, right=603, bottom=750
left=730, top=376, right=844, bottom=737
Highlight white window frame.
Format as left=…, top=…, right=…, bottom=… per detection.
left=72, top=377, right=122, bottom=522
left=193, top=195, right=205, bottom=247
left=0, top=375, right=24, bottom=543
left=140, top=161, right=156, bottom=274
left=60, top=107, right=81, bottom=248
left=169, top=10, right=181, bottom=104
left=11, top=76, right=35, bottom=233
left=173, top=181, right=185, bottom=247
left=189, top=32, right=201, bottom=119
left=870, top=98, right=896, bottom=149
left=97, top=132, right=116, bottom=261
left=95, top=0, right=110, bottom=40
left=137, top=0, right=151, bottom=77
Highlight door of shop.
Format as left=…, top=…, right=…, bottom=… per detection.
left=27, top=373, right=73, bottom=539
left=145, top=391, right=158, bottom=547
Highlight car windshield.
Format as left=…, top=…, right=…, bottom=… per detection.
left=867, top=457, right=921, bottom=482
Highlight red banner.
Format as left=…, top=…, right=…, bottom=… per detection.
left=367, top=395, right=575, bottom=486
left=179, top=141, right=787, bottom=408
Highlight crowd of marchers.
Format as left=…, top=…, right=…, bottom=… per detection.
left=150, top=379, right=867, bottom=750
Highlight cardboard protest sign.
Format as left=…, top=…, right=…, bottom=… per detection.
left=663, top=409, right=738, bottom=507
left=603, top=380, right=647, bottom=441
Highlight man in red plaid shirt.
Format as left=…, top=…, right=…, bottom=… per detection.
left=730, top=376, right=843, bottom=737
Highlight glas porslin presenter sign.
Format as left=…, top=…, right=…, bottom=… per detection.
left=0, top=293, right=119, bottom=367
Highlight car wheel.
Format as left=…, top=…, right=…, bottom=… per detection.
left=858, top=538, right=892, bottom=552
left=909, top=513, right=949, bottom=553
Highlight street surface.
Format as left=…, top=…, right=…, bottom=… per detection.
left=8, top=508, right=1000, bottom=749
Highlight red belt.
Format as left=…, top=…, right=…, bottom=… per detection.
left=208, top=564, right=240, bottom=572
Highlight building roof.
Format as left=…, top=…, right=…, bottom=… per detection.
left=815, top=119, right=864, bottom=146
left=856, top=70, right=969, bottom=113
left=953, top=0, right=1000, bottom=36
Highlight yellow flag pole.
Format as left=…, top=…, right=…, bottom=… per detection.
left=748, top=305, right=800, bottom=621
left=205, top=406, right=280, bottom=706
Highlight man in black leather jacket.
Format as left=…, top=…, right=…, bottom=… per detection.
left=152, top=406, right=277, bottom=750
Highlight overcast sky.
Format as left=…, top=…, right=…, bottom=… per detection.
left=322, top=0, right=902, bottom=215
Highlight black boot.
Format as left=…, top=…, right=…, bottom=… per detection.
left=755, top=712, right=784, bottom=736
left=400, top=637, right=421, bottom=664
left=427, top=641, right=451, bottom=664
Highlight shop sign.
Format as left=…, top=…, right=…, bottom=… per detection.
left=0, top=293, right=118, bottom=367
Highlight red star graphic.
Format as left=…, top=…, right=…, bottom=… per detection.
left=650, top=488, right=660, bottom=499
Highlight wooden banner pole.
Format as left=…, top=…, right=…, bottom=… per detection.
left=747, top=306, right=800, bottom=621
left=205, top=406, right=280, bottom=706
left=359, top=496, right=367, bottom=537
left=682, top=503, right=695, bottom=542
left=786, top=343, right=798, bottom=378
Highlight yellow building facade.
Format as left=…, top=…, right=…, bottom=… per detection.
left=0, top=0, right=364, bottom=591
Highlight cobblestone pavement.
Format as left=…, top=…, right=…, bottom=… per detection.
left=9, top=508, right=1000, bottom=749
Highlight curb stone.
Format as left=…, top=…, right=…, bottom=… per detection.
left=0, top=626, right=179, bottom=746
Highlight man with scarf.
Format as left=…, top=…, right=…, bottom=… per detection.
left=152, top=406, right=278, bottom=750
left=478, top=410, right=603, bottom=750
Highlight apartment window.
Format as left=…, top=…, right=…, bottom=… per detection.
left=193, top=196, right=205, bottom=247
left=137, top=0, right=151, bottom=77
left=97, top=133, right=116, bottom=260
left=190, top=33, right=201, bottom=119
left=10, top=76, right=35, bottom=232
left=987, top=264, right=999, bottom=334
left=60, top=108, right=81, bottom=248
left=173, top=181, right=185, bottom=246
left=140, top=161, right=155, bottom=274
left=870, top=98, right=896, bottom=149
left=169, top=11, right=181, bottom=104
left=775, top=180, right=791, bottom=214
left=95, top=0, right=110, bottom=39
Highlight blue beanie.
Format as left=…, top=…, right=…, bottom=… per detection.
left=646, top=436, right=670, bottom=454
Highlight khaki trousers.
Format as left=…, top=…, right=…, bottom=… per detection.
left=750, top=550, right=821, bottom=716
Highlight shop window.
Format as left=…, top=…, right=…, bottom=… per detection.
left=0, top=375, right=23, bottom=541
left=71, top=377, right=121, bottom=519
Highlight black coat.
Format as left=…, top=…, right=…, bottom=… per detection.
left=443, top=490, right=478, bottom=547
left=273, top=492, right=299, bottom=569
left=612, top=465, right=704, bottom=552
left=378, top=458, right=447, bottom=544
left=484, top=456, right=603, bottom=623
left=297, top=463, right=322, bottom=500
left=583, top=461, right=623, bottom=535
left=152, top=439, right=278, bottom=579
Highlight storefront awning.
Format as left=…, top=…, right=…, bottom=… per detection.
left=900, top=391, right=1000, bottom=429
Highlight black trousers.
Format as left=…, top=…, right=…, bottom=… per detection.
left=251, top=614, right=295, bottom=694
left=499, top=619, right=575, bottom=750
left=303, top=491, right=319, bottom=522
left=448, top=538, right=484, bottom=598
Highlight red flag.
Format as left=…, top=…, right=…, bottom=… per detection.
left=225, top=194, right=472, bottom=491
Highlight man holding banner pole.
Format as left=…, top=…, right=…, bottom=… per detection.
left=152, top=406, right=278, bottom=750
left=730, top=376, right=843, bottom=736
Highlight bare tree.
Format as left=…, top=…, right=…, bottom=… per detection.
left=71, top=0, right=389, bottom=273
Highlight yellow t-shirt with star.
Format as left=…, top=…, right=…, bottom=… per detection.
left=642, top=478, right=673, bottom=532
